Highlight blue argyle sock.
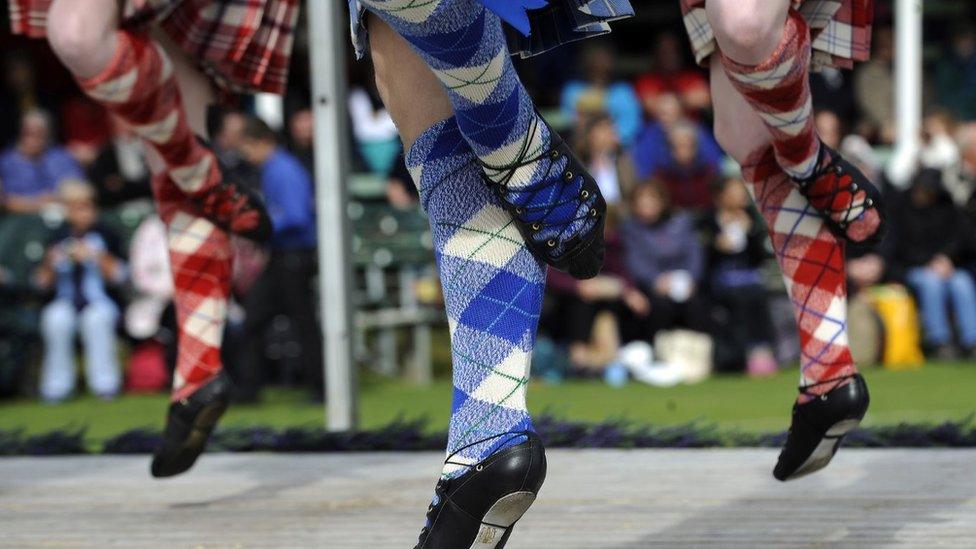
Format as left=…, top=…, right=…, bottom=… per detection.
left=361, top=0, right=598, bottom=256
left=407, top=117, right=546, bottom=479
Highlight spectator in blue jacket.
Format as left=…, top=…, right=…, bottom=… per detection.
left=0, top=109, right=82, bottom=213
left=620, top=181, right=709, bottom=340
left=235, top=117, right=322, bottom=401
left=561, top=45, right=642, bottom=145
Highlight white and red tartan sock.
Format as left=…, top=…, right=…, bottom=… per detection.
left=741, top=147, right=857, bottom=403
left=720, top=9, right=821, bottom=180
left=77, top=31, right=220, bottom=197
left=153, top=174, right=232, bottom=402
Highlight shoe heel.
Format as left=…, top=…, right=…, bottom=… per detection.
left=826, top=418, right=861, bottom=437
left=470, top=492, right=537, bottom=549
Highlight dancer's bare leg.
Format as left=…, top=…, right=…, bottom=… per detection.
left=709, top=56, right=772, bottom=164
left=46, top=0, right=119, bottom=78
left=705, top=0, right=789, bottom=64
left=368, top=15, right=453, bottom=149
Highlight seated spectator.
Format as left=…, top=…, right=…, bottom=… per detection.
left=935, top=23, right=976, bottom=122
left=621, top=181, right=708, bottom=340
left=701, top=178, right=777, bottom=376
left=0, top=52, right=58, bottom=147
left=348, top=85, right=400, bottom=175
left=631, top=92, right=722, bottom=182
left=0, top=109, right=82, bottom=213
left=651, top=122, right=718, bottom=212
left=561, top=44, right=642, bottom=145
left=236, top=117, right=322, bottom=402
left=87, top=117, right=151, bottom=207
left=546, top=206, right=650, bottom=372
left=34, top=180, right=126, bottom=402
left=287, top=108, right=316, bottom=177
left=890, top=169, right=976, bottom=359
left=575, top=113, right=637, bottom=206
left=634, top=32, right=710, bottom=118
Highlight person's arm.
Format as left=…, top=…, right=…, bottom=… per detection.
left=4, top=193, right=55, bottom=213
left=610, top=83, right=643, bottom=145
left=266, top=157, right=314, bottom=235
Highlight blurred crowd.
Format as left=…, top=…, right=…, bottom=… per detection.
left=2, top=12, right=976, bottom=401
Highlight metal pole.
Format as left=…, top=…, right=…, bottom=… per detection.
left=307, top=0, right=358, bottom=430
left=888, top=0, right=923, bottom=187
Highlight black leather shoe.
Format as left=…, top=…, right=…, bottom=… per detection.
left=416, top=432, right=547, bottom=549
left=481, top=116, right=605, bottom=280
left=793, top=144, right=886, bottom=244
left=773, top=374, right=870, bottom=481
left=151, top=373, right=231, bottom=478
left=195, top=137, right=272, bottom=242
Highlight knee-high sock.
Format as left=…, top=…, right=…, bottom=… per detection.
left=152, top=174, right=231, bottom=401
left=740, top=147, right=857, bottom=401
left=720, top=9, right=881, bottom=242
left=407, top=117, right=546, bottom=479
left=361, top=0, right=598, bottom=254
left=77, top=31, right=220, bottom=197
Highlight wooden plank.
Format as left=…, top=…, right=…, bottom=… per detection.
left=1, top=450, right=973, bottom=547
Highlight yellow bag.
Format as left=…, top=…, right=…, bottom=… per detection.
left=865, top=284, right=925, bottom=369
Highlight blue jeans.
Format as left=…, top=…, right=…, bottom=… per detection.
left=906, top=267, right=976, bottom=348
left=39, top=300, right=121, bottom=401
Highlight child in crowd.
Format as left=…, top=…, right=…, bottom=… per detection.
left=701, top=177, right=778, bottom=376
left=34, top=179, right=127, bottom=402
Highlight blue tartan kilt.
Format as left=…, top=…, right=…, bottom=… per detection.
left=348, top=0, right=634, bottom=60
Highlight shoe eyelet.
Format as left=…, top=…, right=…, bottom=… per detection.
left=820, top=394, right=829, bottom=401
left=515, top=207, right=524, bottom=215
left=580, top=190, right=589, bottom=199
left=865, top=199, right=874, bottom=207
left=564, top=171, right=574, bottom=182
left=476, top=465, right=484, bottom=472
left=834, top=166, right=844, bottom=175
left=531, top=223, right=541, bottom=232
left=179, top=398, right=189, bottom=406
left=590, top=208, right=599, bottom=218
left=547, top=239, right=557, bottom=248
left=550, top=150, right=560, bottom=160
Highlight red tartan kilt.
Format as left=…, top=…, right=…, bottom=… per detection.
left=680, top=0, right=874, bottom=70
left=8, top=0, right=298, bottom=94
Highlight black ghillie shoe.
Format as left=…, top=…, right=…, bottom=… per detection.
left=151, top=372, right=231, bottom=478
left=793, top=144, right=886, bottom=245
left=415, top=432, right=547, bottom=549
left=480, top=116, right=605, bottom=280
left=194, top=137, right=272, bottom=242
left=773, top=374, right=870, bottom=482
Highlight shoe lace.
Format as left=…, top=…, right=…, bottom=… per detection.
left=478, top=116, right=597, bottom=253
left=796, top=148, right=874, bottom=229
left=415, top=431, right=532, bottom=547
left=200, top=180, right=252, bottom=227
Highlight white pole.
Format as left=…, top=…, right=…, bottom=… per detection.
left=307, top=0, right=358, bottom=430
left=887, top=0, right=923, bottom=187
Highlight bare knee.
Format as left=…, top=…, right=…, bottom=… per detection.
left=46, top=0, right=118, bottom=75
left=707, top=0, right=788, bottom=61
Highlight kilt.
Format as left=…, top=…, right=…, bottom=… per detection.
left=680, top=0, right=873, bottom=70
left=348, top=0, right=634, bottom=60
left=8, top=0, right=299, bottom=94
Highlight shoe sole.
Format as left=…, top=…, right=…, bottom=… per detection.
left=153, top=401, right=228, bottom=478
left=468, top=491, right=537, bottom=549
left=783, top=418, right=861, bottom=481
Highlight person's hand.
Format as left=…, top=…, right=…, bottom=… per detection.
left=654, top=272, right=672, bottom=296
left=848, top=254, right=885, bottom=287
left=69, top=241, right=97, bottom=263
left=578, top=276, right=622, bottom=301
left=623, top=288, right=651, bottom=317
left=929, top=254, right=955, bottom=279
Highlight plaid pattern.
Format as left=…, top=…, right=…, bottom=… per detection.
left=681, top=0, right=873, bottom=70
left=9, top=0, right=299, bottom=94
left=407, top=117, right=546, bottom=478
left=348, top=0, right=634, bottom=60
left=741, top=147, right=856, bottom=397
left=153, top=174, right=232, bottom=402
left=721, top=10, right=821, bottom=179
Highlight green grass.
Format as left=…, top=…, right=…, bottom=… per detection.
left=1, top=362, right=973, bottom=445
